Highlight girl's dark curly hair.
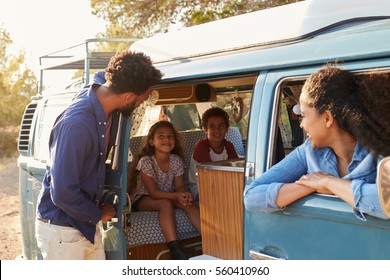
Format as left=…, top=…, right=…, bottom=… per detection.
left=105, top=51, right=163, bottom=95
left=127, top=121, right=184, bottom=194
left=201, top=107, right=230, bottom=129
left=301, top=65, right=362, bottom=139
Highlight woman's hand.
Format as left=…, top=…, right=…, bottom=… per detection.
left=295, top=172, right=334, bottom=194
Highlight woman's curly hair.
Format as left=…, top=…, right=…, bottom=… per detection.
left=303, top=64, right=390, bottom=157
left=353, top=72, right=390, bottom=157
left=302, top=65, right=362, bottom=139
left=105, top=51, right=163, bottom=95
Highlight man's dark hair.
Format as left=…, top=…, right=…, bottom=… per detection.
left=105, top=51, right=163, bottom=95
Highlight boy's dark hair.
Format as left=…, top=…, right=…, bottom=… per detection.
left=105, top=51, right=163, bottom=95
left=201, top=107, right=230, bottom=129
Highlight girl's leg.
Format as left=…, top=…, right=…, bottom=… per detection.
left=174, top=202, right=201, bottom=233
left=137, top=196, right=177, bottom=242
left=137, top=196, right=190, bottom=259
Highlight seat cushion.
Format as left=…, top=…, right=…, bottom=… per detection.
left=126, top=209, right=199, bottom=246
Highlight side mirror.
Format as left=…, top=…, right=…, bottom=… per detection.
left=378, top=156, right=390, bottom=218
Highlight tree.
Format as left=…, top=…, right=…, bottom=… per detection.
left=90, top=0, right=302, bottom=38
left=0, top=26, right=38, bottom=157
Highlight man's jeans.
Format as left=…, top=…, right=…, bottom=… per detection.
left=35, top=219, right=105, bottom=260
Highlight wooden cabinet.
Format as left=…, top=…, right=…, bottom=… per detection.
left=197, top=159, right=245, bottom=259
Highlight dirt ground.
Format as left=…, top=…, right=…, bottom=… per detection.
left=0, top=157, right=22, bottom=260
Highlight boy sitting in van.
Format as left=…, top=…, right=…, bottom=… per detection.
left=188, top=107, right=239, bottom=200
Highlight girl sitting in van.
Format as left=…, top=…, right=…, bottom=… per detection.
left=244, top=65, right=389, bottom=220
left=128, top=121, right=201, bottom=260
left=188, top=107, right=239, bottom=200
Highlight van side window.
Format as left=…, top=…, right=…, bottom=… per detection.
left=269, top=80, right=306, bottom=167
left=216, top=86, right=252, bottom=148
left=271, top=70, right=389, bottom=168
left=279, top=81, right=305, bottom=155
left=34, top=99, right=69, bottom=162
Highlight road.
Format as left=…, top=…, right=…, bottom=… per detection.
left=0, top=157, right=22, bottom=260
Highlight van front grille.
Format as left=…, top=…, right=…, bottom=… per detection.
left=18, top=103, right=38, bottom=156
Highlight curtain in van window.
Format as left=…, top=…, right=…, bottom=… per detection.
left=130, top=90, right=159, bottom=137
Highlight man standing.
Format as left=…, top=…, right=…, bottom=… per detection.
left=35, top=51, right=163, bottom=259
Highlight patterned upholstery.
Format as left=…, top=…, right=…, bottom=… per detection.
left=127, top=209, right=199, bottom=246
left=126, top=127, right=244, bottom=246
left=128, top=135, right=146, bottom=162
left=225, top=127, right=245, bottom=157
left=178, top=130, right=206, bottom=185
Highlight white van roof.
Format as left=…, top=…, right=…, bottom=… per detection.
left=130, top=0, right=390, bottom=63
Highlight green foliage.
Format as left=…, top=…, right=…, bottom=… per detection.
left=90, top=0, right=303, bottom=38
left=0, top=26, right=38, bottom=158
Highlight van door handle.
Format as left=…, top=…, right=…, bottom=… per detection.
left=246, top=162, right=254, bottom=178
left=249, top=249, right=286, bottom=260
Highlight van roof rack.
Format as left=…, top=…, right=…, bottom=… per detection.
left=38, top=38, right=138, bottom=94
left=130, top=0, right=390, bottom=63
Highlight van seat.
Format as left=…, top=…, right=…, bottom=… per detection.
left=126, top=127, right=244, bottom=247
left=128, top=135, right=146, bottom=162
left=128, top=127, right=245, bottom=179
left=225, top=127, right=245, bottom=157
left=128, top=129, right=207, bottom=185
left=126, top=209, right=199, bottom=246
left=179, top=130, right=206, bottom=185
left=127, top=130, right=205, bottom=247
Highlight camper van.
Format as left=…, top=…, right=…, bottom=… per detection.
left=18, top=0, right=390, bottom=260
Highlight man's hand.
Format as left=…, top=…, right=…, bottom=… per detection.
left=99, top=203, right=116, bottom=223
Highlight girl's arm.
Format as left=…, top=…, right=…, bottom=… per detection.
left=140, top=171, right=191, bottom=205
left=173, top=174, right=186, bottom=193
left=174, top=175, right=193, bottom=206
left=140, top=171, right=178, bottom=201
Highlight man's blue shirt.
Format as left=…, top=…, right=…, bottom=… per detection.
left=36, top=85, right=108, bottom=243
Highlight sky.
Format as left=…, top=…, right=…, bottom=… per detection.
left=0, top=0, right=106, bottom=77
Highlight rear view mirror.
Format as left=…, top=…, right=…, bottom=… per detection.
left=378, top=156, right=390, bottom=218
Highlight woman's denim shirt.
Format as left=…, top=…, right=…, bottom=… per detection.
left=243, top=139, right=388, bottom=220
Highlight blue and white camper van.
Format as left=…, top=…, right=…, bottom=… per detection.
left=18, top=0, right=390, bottom=260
